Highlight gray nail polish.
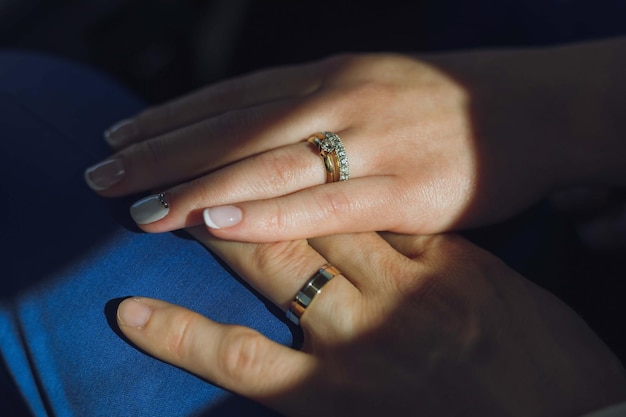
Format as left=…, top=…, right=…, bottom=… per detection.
left=130, top=193, right=170, bottom=224
left=84, top=158, right=125, bottom=191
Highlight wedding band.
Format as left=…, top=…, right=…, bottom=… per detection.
left=307, top=132, right=350, bottom=182
left=286, top=264, right=340, bottom=325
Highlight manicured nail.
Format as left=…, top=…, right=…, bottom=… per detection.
left=104, top=119, right=137, bottom=147
left=84, top=158, right=125, bottom=191
left=118, top=298, right=152, bottom=328
left=203, top=206, right=242, bottom=229
left=130, top=193, right=170, bottom=224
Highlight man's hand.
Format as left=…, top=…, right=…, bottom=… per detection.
left=117, top=231, right=626, bottom=416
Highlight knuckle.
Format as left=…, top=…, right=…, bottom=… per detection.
left=163, top=310, right=203, bottom=361
left=248, top=240, right=315, bottom=280
left=377, top=255, right=422, bottom=295
left=254, top=187, right=356, bottom=239
left=317, top=187, right=353, bottom=221
left=250, top=148, right=300, bottom=194
left=217, top=327, right=268, bottom=384
left=255, top=199, right=291, bottom=237
left=257, top=188, right=353, bottom=239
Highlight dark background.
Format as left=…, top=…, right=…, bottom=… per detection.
left=4, top=0, right=623, bottom=102
left=3, top=0, right=437, bottom=102
left=1, top=0, right=625, bottom=361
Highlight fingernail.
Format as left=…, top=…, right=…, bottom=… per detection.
left=130, top=193, right=170, bottom=224
left=104, top=119, right=137, bottom=147
left=118, top=298, right=152, bottom=328
left=203, top=206, right=242, bottom=229
left=84, top=158, right=125, bottom=191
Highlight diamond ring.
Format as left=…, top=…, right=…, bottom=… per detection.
left=307, top=132, right=350, bottom=182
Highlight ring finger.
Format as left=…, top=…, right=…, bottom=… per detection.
left=187, top=227, right=362, bottom=334
left=131, top=129, right=383, bottom=235
left=87, top=97, right=321, bottom=197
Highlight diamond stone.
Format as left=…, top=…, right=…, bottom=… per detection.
left=320, top=139, right=336, bottom=152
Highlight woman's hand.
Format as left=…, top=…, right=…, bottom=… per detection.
left=116, top=231, right=626, bottom=416
left=86, top=38, right=626, bottom=242
left=84, top=50, right=556, bottom=241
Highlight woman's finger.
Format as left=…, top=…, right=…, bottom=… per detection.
left=187, top=226, right=365, bottom=340
left=127, top=128, right=380, bottom=231
left=86, top=97, right=329, bottom=197
left=200, top=176, right=437, bottom=242
left=105, top=61, right=324, bottom=149
left=128, top=142, right=324, bottom=229
left=116, top=297, right=315, bottom=411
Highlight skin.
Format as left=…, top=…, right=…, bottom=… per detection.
left=86, top=37, right=626, bottom=415
left=117, top=231, right=626, bottom=416
left=87, top=38, right=626, bottom=242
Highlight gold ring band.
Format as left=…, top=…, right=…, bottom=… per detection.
left=286, top=264, right=340, bottom=325
left=307, top=132, right=349, bottom=182
left=322, top=152, right=340, bottom=183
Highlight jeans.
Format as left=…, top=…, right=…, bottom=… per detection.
left=0, top=50, right=290, bottom=417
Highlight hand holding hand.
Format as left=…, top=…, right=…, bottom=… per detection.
left=117, top=231, right=626, bottom=416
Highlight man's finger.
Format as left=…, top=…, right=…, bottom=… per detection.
left=187, top=226, right=328, bottom=309
left=309, top=232, right=412, bottom=296
left=116, top=297, right=314, bottom=405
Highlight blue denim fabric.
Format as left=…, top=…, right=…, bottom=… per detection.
left=0, top=51, right=291, bottom=417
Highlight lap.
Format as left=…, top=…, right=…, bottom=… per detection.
left=0, top=50, right=291, bottom=417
